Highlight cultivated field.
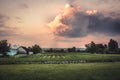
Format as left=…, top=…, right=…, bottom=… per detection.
left=0, top=53, right=120, bottom=64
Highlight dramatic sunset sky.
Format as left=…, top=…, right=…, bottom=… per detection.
left=0, top=0, right=120, bottom=48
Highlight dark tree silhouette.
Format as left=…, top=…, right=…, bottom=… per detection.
left=0, top=40, right=10, bottom=56
left=85, top=41, right=107, bottom=54
left=96, top=44, right=106, bottom=53
left=108, top=39, right=119, bottom=53
left=67, top=47, right=76, bottom=52
left=31, top=44, right=42, bottom=54
left=85, top=41, right=96, bottom=53
left=72, top=47, right=76, bottom=52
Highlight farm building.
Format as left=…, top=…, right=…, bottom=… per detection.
left=17, top=47, right=27, bottom=54
left=7, top=45, right=33, bottom=56
left=7, top=45, right=19, bottom=56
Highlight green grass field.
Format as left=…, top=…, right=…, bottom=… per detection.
left=0, top=53, right=120, bottom=64
left=0, top=62, right=120, bottom=80
left=0, top=53, right=120, bottom=80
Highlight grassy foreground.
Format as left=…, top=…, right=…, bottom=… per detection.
left=0, top=62, right=120, bottom=80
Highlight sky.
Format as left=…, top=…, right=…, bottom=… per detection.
left=0, top=0, right=120, bottom=48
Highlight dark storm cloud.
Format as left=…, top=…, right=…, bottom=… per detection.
left=54, top=11, right=120, bottom=38
left=0, top=14, right=18, bottom=38
left=57, top=12, right=89, bottom=37
left=109, top=12, right=120, bottom=18
left=88, top=13, right=120, bottom=35
left=100, top=0, right=120, bottom=3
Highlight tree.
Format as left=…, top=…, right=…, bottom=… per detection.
left=49, top=48, right=53, bottom=52
left=96, top=44, right=106, bottom=53
left=90, top=41, right=97, bottom=53
left=85, top=41, right=96, bottom=53
left=31, top=44, right=42, bottom=54
left=67, top=47, right=76, bottom=52
left=108, top=39, right=119, bottom=53
left=0, top=40, right=10, bottom=56
left=72, top=47, right=76, bottom=52
left=85, top=41, right=107, bottom=54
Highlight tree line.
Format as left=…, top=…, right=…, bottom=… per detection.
left=0, top=39, right=120, bottom=57
left=85, top=39, right=120, bottom=54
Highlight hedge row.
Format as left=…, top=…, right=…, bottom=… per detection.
left=0, top=59, right=120, bottom=64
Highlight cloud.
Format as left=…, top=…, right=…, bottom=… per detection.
left=48, top=4, right=89, bottom=37
left=88, top=14, right=120, bottom=36
left=0, top=14, right=19, bottom=38
left=109, top=12, right=120, bottom=18
left=0, top=27, right=18, bottom=37
left=15, top=17, right=23, bottom=23
left=100, top=0, right=120, bottom=3
left=19, top=3, right=29, bottom=9
left=0, top=14, right=9, bottom=27
left=68, top=0, right=74, bottom=3
left=48, top=4, right=120, bottom=38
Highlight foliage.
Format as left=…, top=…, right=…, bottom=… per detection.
left=108, top=39, right=119, bottom=53
left=85, top=41, right=107, bottom=53
left=31, top=44, right=42, bottom=54
left=85, top=39, right=120, bottom=54
left=0, top=40, right=10, bottom=56
left=85, top=41, right=98, bottom=53
left=96, top=44, right=106, bottom=53
left=68, top=47, right=76, bottom=52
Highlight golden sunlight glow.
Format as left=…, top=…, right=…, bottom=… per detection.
left=65, top=3, right=70, bottom=8
left=63, top=3, right=75, bottom=16
left=48, top=14, right=69, bottom=33
left=48, top=4, right=75, bottom=33
left=86, top=10, right=97, bottom=15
